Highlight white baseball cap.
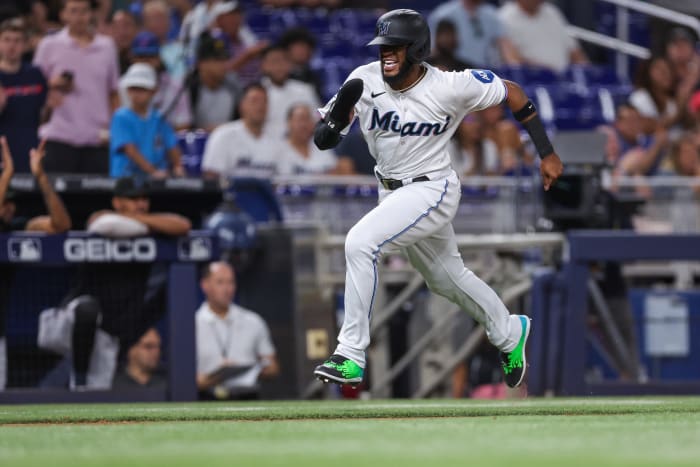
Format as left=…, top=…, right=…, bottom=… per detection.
left=122, top=63, right=157, bottom=90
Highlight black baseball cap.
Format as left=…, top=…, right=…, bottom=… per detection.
left=197, top=30, right=231, bottom=61
left=114, top=177, right=150, bottom=198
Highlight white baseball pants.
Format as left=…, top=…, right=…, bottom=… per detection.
left=335, top=170, right=523, bottom=367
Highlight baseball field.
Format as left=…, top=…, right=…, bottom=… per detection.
left=1, top=397, right=699, bottom=467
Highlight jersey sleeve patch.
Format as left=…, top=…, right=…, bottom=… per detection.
left=471, top=69, right=495, bottom=84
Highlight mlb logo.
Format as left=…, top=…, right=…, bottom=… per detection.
left=378, top=21, right=391, bottom=36
left=8, top=238, right=42, bottom=262
left=178, top=237, right=212, bottom=262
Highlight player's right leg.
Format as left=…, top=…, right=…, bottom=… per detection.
left=404, top=225, right=531, bottom=388
left=315, top=175, right=460, bottom=385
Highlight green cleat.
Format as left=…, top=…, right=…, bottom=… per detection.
left=314, top=354, right=364, bottom=386
left=499, top=315, right=531, bottom=388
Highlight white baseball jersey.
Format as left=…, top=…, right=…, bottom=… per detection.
left=319, top=62, right=508, bottom=180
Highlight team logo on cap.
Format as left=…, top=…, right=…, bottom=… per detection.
left=378, top=21, right=391, bottom=36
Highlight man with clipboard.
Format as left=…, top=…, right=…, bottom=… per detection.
left=195, top=261, right=279, bottom=400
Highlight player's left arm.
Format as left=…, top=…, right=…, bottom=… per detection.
left=503, top=80, right=564, bottom=191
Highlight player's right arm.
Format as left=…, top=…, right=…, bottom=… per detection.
left=502, top=80, right=563, bottom=191
left=313, top=79, right=364, bottom=150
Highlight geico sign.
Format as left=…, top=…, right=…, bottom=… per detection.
left=64, top=238, right=157, bottom=262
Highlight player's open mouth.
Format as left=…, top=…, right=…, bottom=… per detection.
left=382, top=59, right=399, bottom=73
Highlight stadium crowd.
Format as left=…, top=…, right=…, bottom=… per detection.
left=1, top=0, right=700, bottom=398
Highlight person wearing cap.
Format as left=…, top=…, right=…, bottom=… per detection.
left=190, top=29, right=242, bottom=131
left=88, top=176, right=191, bottom=236
left=48, top=178, right=191, bottom=389
left=180, top=0, right=223, bottom=64
left=211, top=0, right=268, bottom=87
left=33, top=0, right=121, bottom=175
left=142, top=0, right=187, bottom=79
left=110, top=62, right=185, bottom=179
left=119, top=30, right=192, bottom=131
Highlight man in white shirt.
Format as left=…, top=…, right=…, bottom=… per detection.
left=498, top=0, right=588, bottom=73
left=201, top=83, right=278, bottom=178
left=195, top=261, right=279, bottom=400
left=260, top=45, right=320, bottom=140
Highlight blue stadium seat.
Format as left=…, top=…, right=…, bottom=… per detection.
left=494, top=65, right=560, bottom=85
left=177, top=130, right=208, bottom=177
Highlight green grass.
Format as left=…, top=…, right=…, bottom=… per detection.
left=1, top=398, right=699, bottom=467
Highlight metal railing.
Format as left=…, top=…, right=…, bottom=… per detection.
left=565, top=0, right=700, bottom=79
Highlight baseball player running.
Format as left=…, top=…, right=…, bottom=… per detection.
left=313, top=9, right=563, bottom=389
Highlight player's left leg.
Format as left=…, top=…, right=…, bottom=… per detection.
left=404, top=225, right=531, bottom=388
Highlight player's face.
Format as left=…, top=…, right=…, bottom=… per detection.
left=113, top=196, right=150, bottom=215
left=379, top=44, right=411, bottom=84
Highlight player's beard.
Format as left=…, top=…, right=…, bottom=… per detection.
left=382, top=58, right=412, bottom=86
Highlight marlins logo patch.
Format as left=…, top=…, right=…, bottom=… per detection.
left=378, top=21, right=391, bottom=36
left=471, top=69, right=495, bottom=84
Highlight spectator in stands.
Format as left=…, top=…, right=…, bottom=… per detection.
left=190, top=30, right=242, bottom=131
left=111, top=63, right=184, bottom=179
left=665, top=27, right=700, bottom=108
left=24, top=1, right=61, bottom=61
left=142, top=0, right=187, bottom=79
left=109, top=9, right=138, bottom=75
left=211, top=0, right=267, bottom=87
left=427, top=19, right=471, bottom=72
left=279, top=27, right=323, bottom=100
left=669, top=133, right=700, bottom=177
left=429, top=0, right=520, bottom=68
left=479, top=104, right=533, bottom=175
left=201, top=82, right=277, bottom=178
left=180, top=0, right=222, bottom=63
left=33, top=0, right=120, bottom=175
left=111, top=328, right=167, bottom=390
left=121, top=31, right=192, bottom=131
left=630, top=56, right=683, bottom=136
left=196, top=261, right=279, bottom=400
left=260, top=44, right=319, bottom=140
left=0, top=137, right=72, bottom=233
left=0, top=18, right=49, bottom=174
left=451, top=116, right=500, bottom=176
left=277, top=103, right=352, bottom=175
left=498, top=0, right=588, bottom=73
left=602, top=104, right=668, bottom=176
left=335, top=129, right=374, bottom=175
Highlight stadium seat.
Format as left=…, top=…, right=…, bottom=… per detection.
left=177, top=130, right=208, bottom=177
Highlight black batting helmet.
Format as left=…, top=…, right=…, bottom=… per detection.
left=367, top=9, right=431, bottom=64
